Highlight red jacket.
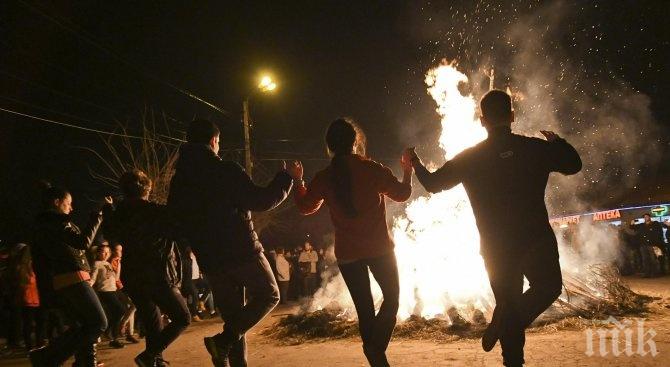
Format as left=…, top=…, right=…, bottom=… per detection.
left=295, top=154, right=411, bottom=261
left=20, top=271, right=40, bottom=307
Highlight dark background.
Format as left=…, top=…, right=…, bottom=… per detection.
left=1, top=0, right=668, bottom=248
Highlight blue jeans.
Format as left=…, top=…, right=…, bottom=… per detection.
left=46, top=281, right=108, bottom=365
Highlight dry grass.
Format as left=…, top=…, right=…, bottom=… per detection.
left=263, top=265, right=653, bottom=344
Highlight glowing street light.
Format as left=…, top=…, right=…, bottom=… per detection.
left=258, top=75, right=277, bottom=92
left=243, top=73, right=279, bottom=177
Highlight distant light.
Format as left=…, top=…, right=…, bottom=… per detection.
left=258, top=75, right=277, bottom=92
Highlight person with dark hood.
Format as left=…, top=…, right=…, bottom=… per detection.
left=629, top=214, right=670, bottom=277
left=29, top=183, right=112, bottom=367
left=292, top=117, right=413, bottom=367
left=168, top=119, right=294, bottom=366
left=405, top=90, right=582, bottom=367
left=104, top=169, right=190, bottom=367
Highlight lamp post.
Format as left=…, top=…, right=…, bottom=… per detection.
left=243, top=75, right=277, bottom=177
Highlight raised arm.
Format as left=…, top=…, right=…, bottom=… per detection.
left=62, top=199, right=112, bottom=250
left=406, top=148, right=465, bottom=194
left=540, top=131, right=582, bottom=175
left=378, top=157, right=412, bottom=202
left=288, top=161, right=325, bottom=216
left=228, top=162, right=294, bottom=212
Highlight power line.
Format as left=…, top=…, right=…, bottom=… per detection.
left=0, top=94, right=112, bottom=129
left=16, top=0, right=231, bottom=117
left=0, top=94, right=186, bottom=143
left=0, top=106, right=184, bottom=144
left=0, top=32, right=187, bottom=127
left=0, top=68, right=123, bottom=119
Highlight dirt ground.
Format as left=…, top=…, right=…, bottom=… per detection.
left=2, top=276, right=670, bottom=366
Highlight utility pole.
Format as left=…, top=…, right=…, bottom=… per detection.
left=488, top=68, right=495, bottom=91
left=242, top=98, right=253, bottom=177
left=242, top=74, right=276, bottom=178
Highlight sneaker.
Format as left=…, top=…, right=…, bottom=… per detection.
left=192, top=315, right=202, bottom=322
left=155, top=356, right=170, bottom=367
left=482, top=306, right=502, bottom=352
left=29, top=346, right=54, bottom=367
left=134, top=351, right=155, bottom=367
left=126, top=335, right=140, bottom=344
left=109, top=340, right=125, bottom=349
left=204, top=336, right=231, bottom=367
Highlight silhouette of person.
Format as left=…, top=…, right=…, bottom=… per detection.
left=406, top=90, right=582, bottom=367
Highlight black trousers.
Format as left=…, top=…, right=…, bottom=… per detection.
left=483, top=243, right=563, bottom=366
left=125, top=283, right=190, bottom=358
left=338, top=252, right=399, bottom=365
left=21, top=306, right=46, bottom=349
left=208, top=253, right=280, bottom=367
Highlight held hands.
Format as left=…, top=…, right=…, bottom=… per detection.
left=286, top=160, right=304, bottom=181
left=540, top=130, right=560, bottom=142
left=402, top=147, right=419, bottom=172
left=400, top=149, right=414, bottom=173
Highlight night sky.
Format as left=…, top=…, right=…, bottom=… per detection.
left=1, top=0, right=668, bottom=246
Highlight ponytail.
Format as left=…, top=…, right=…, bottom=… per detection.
left=38, top=180, right=69, bottom=211
left=325, top=118, right=366, bottom=218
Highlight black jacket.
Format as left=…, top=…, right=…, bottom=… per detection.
left=415, top=127, right=582, bottom=257
left=167, top=143, right=293, bottom=270
left=631, top=221, right=668, bottom=247
left=104, top=199, right=183, bottom=289
left=31, top=210, right=104, bottom=305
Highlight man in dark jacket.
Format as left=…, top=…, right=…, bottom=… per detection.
left=630, top=214, right=670, bottom=276
left=168, top=119, right=294, bottom=366
left=105, top=169, right=190, bottom=367
left=406, top=90, right=582, bottom=367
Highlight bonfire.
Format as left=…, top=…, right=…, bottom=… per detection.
left=264, top=61, right=652, bottom=345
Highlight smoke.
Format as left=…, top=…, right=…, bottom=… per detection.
left=402, top=0, right=662, bottom=213
left=305, top=1, right=661, bottom=321
left=501, top=2, right=662, bottom=213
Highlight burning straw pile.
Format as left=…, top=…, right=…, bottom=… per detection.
left=263, top=265, right=653, bottom=345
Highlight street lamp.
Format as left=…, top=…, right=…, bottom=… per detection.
left=243, top=74, right=278, bottom=177
left=258, top=75, right=277, bottom=92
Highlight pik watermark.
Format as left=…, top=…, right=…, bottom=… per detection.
left=584, top=316, right=659, bottom=357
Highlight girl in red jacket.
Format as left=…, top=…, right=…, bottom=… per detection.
left=289, top=118, right=412, bottom=366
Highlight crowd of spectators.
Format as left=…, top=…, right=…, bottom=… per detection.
left=266, top=240, right=336, bottom=304
left=1, top=228, right=334, bottom=364
left=620, top=213, right=670, bottom=277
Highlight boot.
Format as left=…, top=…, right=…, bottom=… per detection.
left=72, top=343, right=103, bottom=367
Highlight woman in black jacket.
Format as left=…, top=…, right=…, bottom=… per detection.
left=104, top=169, right=190, bottom=367
left=30, top=183, right=112, bottom=367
